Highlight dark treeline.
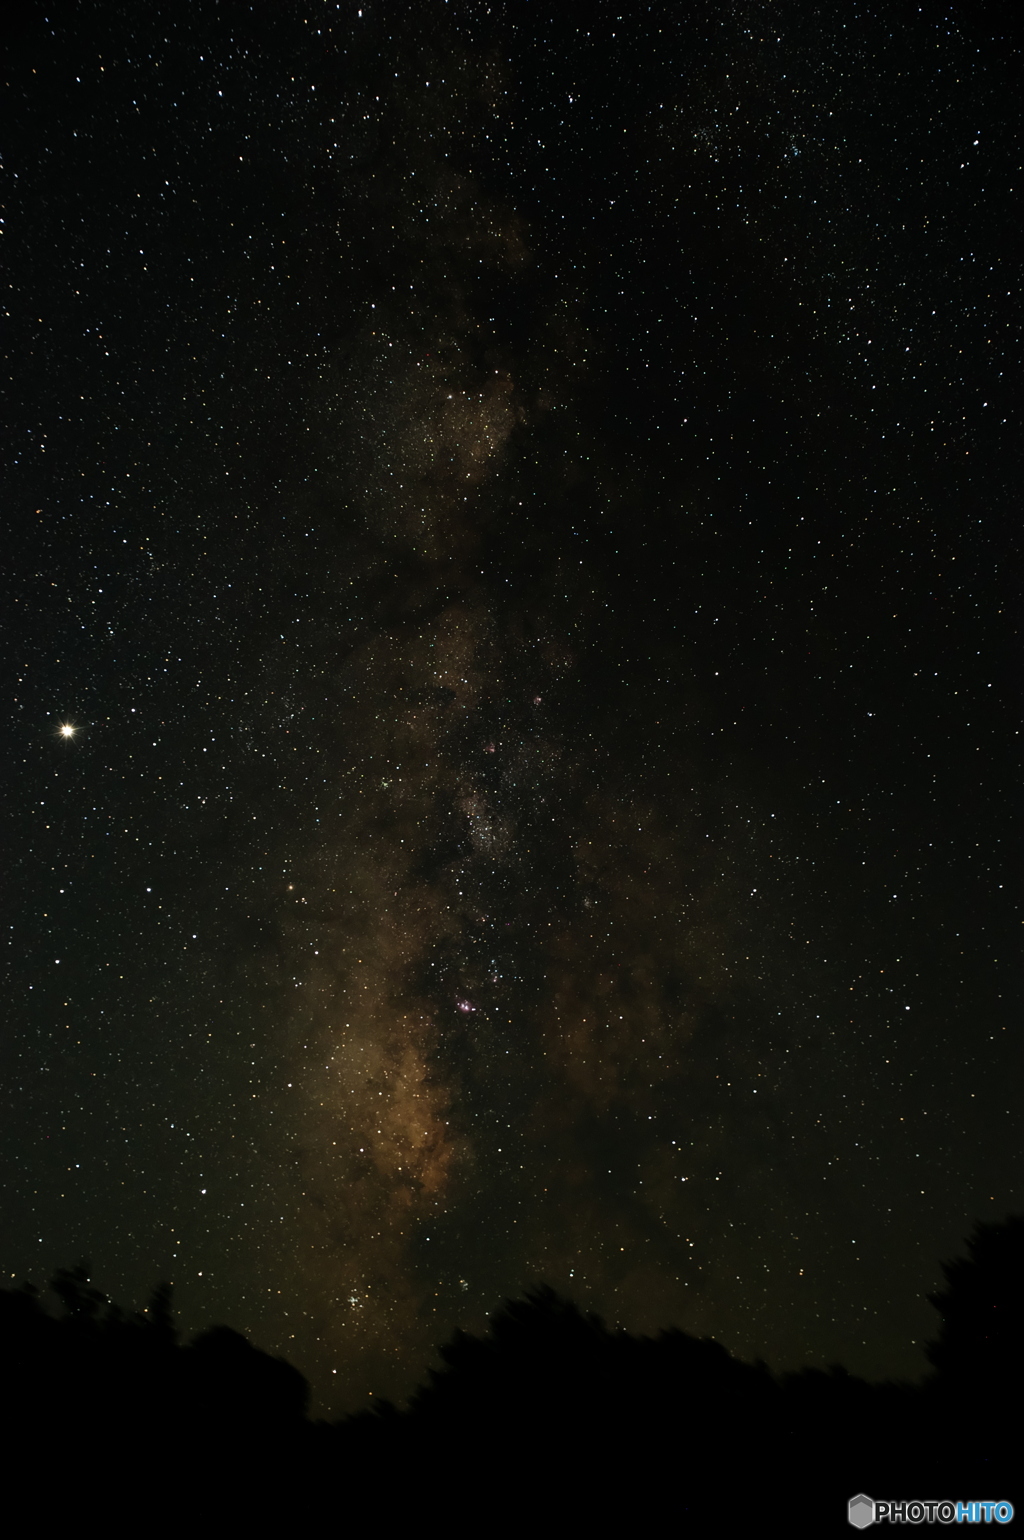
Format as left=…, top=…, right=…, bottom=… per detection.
left=3, top=1217, right=1020, bottom=1530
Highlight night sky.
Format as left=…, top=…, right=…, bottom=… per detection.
left=4, top=0, right=1019, bottom=1416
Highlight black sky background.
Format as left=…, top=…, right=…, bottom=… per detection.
left=2, top=0, right=1019, bottom=1415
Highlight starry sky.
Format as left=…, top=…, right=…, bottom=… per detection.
left=3, top=0, right=1019, bottom=1415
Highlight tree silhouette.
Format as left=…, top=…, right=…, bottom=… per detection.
left=1, top=1216, right=1020, bottom=1526
left=925, top=1214, right=1024, bottom=1385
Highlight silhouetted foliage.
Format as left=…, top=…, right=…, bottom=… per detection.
left=925, top=1214, right=1024, bottom=1385
left=1, top=1218, right=1020, bottom=1530
left=0, top=1261, right=314, bottom=1520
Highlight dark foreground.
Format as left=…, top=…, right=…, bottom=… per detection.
left=3, top=1217, right=1020, bottom=1533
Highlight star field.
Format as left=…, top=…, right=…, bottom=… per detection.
left=2, top=0, right=1018, bottom=1414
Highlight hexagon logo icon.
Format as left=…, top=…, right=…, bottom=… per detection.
left=848, top=1494, right=875, bottom=1529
